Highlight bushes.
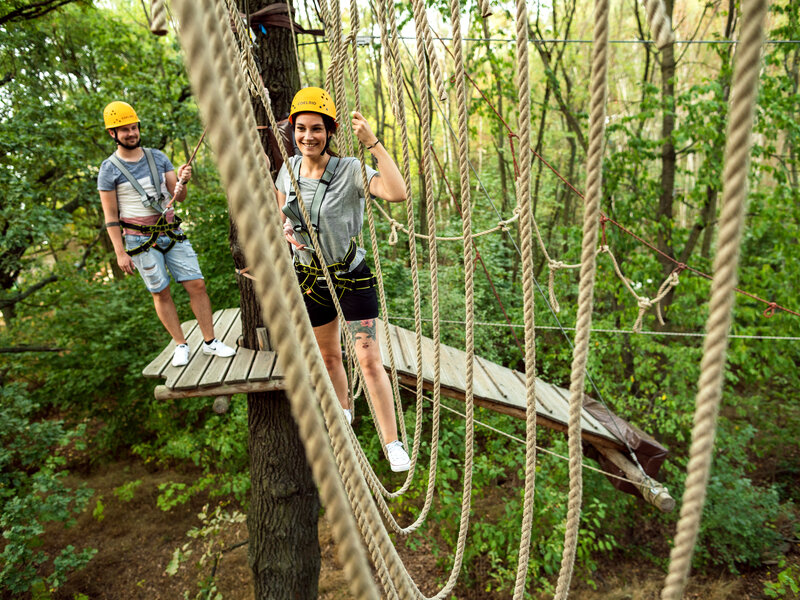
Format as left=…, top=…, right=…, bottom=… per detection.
left=0, top=384, right=96, bottom=596
left=694, top=424, right=782, bottom=572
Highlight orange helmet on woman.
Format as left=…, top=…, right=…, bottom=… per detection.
left=289, top=87, right=338, bottom=130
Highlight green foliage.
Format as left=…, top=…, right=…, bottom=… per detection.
left=0, top=384, right=96, bottom=595
left=165, top=502, right=245, bottom=600
left=113, top=479, right=143, bottom=502
left=764, top=558, right=800, bottom=599
left=693, top=425, right=782, bottom=573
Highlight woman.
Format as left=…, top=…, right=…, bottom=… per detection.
left=273, top=87, right=410, bottom=472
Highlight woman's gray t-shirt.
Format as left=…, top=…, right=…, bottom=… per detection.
left=276, top=156, right=377, bottom=271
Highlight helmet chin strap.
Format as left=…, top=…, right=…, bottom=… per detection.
left=113, top=130, right=141, bottom=150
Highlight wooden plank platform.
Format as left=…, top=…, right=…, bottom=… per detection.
left=143, top=308, right=625, bottom=448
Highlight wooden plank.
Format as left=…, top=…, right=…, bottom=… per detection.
left=249, top=350, right=277, bottom=382
left=154, top=379, right=286, bottom=400
left=173, top=309, right=238, bottom=391
left=512, top=371, right=555, bottom=418
left=548, top=383, right=609, bottom=435
left=472, top=355, right=494, bottom=400
left=198, top=316, right=243, bottom=387
left=224, top=348, right=256, bottom=384
left=256, top=328, right=269, bottom=350
left=142, top=320, right=197, bottom=378
left=534, top=379, right=572, bottom=425
left=476, top=356, right=510, bottom=401
left=162, top=318, right=210, bottom=389
left=394, top=323, right=427, bottom=378
left=439, top=345, right=468, bottom=394
left=387, top=322, right=415, bottom=374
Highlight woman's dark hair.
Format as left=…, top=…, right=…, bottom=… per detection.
left=293, top=111, right=338, bottom=156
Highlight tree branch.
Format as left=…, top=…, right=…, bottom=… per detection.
left=0, top=0, right=81, bottom=25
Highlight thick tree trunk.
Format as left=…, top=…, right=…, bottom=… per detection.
left=247, top=390, right=320, bottom=598
left=231, top=2, right=320, bottom=598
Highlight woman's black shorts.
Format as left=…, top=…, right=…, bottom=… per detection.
left=302, top=260, right=379, bottom=327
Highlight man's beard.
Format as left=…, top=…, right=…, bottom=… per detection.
left=114, top=132, right=141, bottom=150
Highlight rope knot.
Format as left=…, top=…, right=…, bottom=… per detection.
left=763, top=302, right=778, bottom=318
left=638, top=297, right=653, bottom=310
left=668, top=271, right=680, bottom=287
left=387, top=219, right=400, bottom=246
left=550, top=260, right=566, bottom=270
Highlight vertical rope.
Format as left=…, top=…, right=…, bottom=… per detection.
left=324, top=0, right=355, bottom=157
left=661, top=0, right=769, bottom=597
left=553, top=0, right=609, bottom=596
left=149, top=0, right=167, bottom=35
left=434, top=0, right=477, bottom=595
left=372, top=0, right=425, bottom=462
left=408, top=0, right=445, bottom=536
left=346, top=1, right=414, bottom=468
left=511, top=0, right=538, bottom=594
left=286, top=3, right=304, bottom=80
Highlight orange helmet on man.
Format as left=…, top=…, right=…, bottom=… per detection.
left=103, top=101, right=139, bottom=129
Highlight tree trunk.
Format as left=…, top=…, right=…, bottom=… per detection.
left=232, top=2, right=320, bottom=598
left=655, top=0, right=677, bottom=315
left=247, top=390, right=321, bottom=597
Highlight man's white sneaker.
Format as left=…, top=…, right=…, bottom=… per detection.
left=202, top=339, right=236, bottom=358
left=386, top=440, right=410, bottom=472
left=343, top=408, right=353, bottom=425
left=172, top=343, right=190, bottom=367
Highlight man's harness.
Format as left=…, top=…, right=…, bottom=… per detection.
left=281, top=156, right=376, bottom=305
left=109, top=148, right=186, bottom=257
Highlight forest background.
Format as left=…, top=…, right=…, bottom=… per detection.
left=1, top=0, right=799, bottom=598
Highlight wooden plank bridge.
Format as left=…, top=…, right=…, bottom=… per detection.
left=143, top=308, right=674, bottom=511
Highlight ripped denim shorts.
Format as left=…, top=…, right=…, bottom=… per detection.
left=124, top=234, right=204, bottom=293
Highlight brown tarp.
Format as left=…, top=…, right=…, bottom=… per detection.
left=244, top=4, right=325, bottom=37
left=582, top=394, right=669, bottom=499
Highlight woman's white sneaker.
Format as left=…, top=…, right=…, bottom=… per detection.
left=385, top=440, right=410, bottom=472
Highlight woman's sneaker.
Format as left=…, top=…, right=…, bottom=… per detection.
left=385, top=440, right=410, bottom=472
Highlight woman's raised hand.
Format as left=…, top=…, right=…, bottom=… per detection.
left=351, top=111, right=378, bottom=148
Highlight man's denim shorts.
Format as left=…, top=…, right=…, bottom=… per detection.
left=124, top=234, right=204, bottom=293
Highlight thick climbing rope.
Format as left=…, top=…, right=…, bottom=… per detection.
left=217, top=3, right=476, bottom=598
left=170, top=1, right=384, bottom=597
left=661, top=0, right=769, bottom=597
left=149, top=0, right=167, bottom=35
left=511, top=0, right=539, bottom=595
left=643, top=0, right=676, bottom=50
left=554, top=0, right=610, bottom=595
left=170, top=0, right=750, bottom=597
left=192, top=2, right=445, bottom=597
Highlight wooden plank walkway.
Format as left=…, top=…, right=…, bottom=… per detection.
left=143, top=308, right=624, bottom=448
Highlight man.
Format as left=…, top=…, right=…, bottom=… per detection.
left=98, top=101, right=235, bottom=367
